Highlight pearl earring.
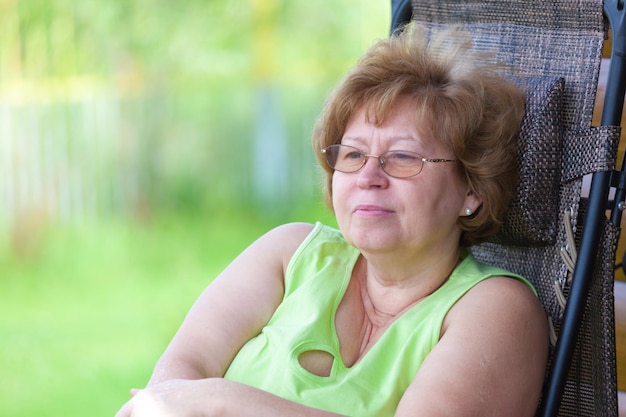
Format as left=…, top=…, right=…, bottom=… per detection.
left=465, top=208, right=473, bottom=216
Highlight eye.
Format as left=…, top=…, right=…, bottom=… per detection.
left=387, top=151, right=421, bottom=164
left=342, top=150, right=365, bottom=160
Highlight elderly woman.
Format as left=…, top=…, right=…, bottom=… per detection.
left=116, top=24, right=548, bottom=417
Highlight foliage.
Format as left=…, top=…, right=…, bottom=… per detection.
left=4, top=0, right=389, bottom=84
left=0, top=0, right=390, bottom=218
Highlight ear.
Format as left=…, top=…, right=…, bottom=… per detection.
left=459, top=189, right=482, bottom=217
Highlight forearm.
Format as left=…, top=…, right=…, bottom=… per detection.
left=208, top=378, right=350, bottom=417
left=121, top=378, right=350, bottom=417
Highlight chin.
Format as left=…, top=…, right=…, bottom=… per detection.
left=348, top=230, right=400, bottom=251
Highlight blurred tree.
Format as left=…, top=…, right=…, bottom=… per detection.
left=0, top=0, right=389, bottom=219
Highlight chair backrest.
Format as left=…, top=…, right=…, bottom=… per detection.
left=391, top=1, right=620, bottom=416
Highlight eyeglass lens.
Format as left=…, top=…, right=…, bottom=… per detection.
left=323, top=144, right=425, bottom=178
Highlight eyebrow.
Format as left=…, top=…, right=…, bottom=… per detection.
left=340, top=135, right=426, bottom=150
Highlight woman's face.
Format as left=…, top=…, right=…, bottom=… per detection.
left=331, top=97, right=481, bottom=257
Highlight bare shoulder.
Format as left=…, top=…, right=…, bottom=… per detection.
left=453, top=275, right=545, bottom=311
left=442, top=276, right=548, bottom=357
left=264, top=221, right=316, bottom=242
left=446, top=276, right=546, bottom=330
left=396, top=276, right=549, bottom=417
left=213, top=222, right=315, bottom=286
left=256, top=222, right=316, bottom=266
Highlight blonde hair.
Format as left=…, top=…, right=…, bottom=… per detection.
left=312, top=24, right=526, bottom=246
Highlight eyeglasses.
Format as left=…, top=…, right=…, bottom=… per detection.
left=321, top=144, right=456, bottom=178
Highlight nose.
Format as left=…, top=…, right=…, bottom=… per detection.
left=356, top=155, right=389, bottom=188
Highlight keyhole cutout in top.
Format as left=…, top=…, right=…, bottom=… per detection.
left=298, top=350, right=335, bottom=377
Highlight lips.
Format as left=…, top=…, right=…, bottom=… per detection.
left=353, top=204, right=395, bottom=217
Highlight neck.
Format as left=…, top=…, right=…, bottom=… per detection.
left=358, top=248, right=461, bottom=318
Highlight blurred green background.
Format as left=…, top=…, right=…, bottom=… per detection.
left=0, top=1, right=389, bottom=416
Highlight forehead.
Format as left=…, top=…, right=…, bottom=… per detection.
left=342, top=97, right=440, bottom=153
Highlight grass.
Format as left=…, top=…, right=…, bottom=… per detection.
left=0, top=202, right=336, bottom=417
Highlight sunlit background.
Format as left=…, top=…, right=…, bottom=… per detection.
left=0, top=1, right=390, bottom=416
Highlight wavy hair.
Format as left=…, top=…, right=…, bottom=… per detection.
left=312, top=23, right=526, bottom=246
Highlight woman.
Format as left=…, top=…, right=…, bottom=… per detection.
left=116, top=24, right=548, bottom=417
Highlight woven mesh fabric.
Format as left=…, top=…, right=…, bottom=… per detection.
left=409, top=0, right=605, bottom=130
left=409, top=0, right=605, bottom=32
left=408, top=1, right=618, bottom=415
left=489, top=77, right=564, bottom=246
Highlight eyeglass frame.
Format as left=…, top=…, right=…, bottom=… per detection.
left=321, top=143, right=457, bottom=179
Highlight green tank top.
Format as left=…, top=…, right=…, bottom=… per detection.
left=224, top=222, right=533, bottom=417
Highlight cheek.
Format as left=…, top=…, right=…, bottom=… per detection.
left=331, top=175, right=344, bottom=209
left=331, top=175, right=353, bottom=216
left=406, top=177, right=465, bottom=216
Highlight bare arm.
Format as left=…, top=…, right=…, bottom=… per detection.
left=395, top=277, right=549, bottom=417
left=145, top=222, right=315, bottom=384
left=118, top=378, right=350, bottom=417
left=115, top=221, right=353, bottom=417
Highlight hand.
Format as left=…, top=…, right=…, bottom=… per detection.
left=114, top=379, right=210, bottom=417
